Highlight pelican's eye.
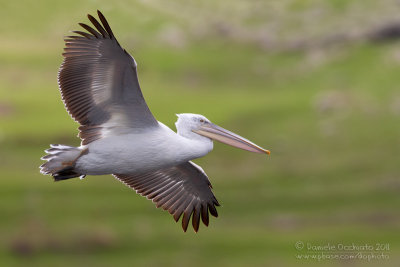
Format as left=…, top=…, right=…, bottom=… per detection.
left=200, top=119, right=205, bottom=123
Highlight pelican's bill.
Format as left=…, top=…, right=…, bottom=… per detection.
left=193, top=123, right=270, bottom=154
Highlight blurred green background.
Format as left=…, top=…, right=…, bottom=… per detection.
left=1, top=0, right=400, bottom=266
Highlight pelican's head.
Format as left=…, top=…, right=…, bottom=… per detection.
left=175, top=113, right=270, bottom=154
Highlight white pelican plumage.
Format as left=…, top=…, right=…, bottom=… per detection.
left=40, top=11, right=270, bottom=232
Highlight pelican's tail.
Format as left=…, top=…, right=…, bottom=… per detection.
left=40, top=144, right=86, bottom=181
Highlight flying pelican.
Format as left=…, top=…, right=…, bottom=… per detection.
left=40, top=10, right=270, bottom=232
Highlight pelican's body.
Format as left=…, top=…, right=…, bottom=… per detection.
left=76, top=120, right=212, bottom=175
left=40, top=11, right=269, bottom=232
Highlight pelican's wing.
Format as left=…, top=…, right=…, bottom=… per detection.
left=59, top=11, right=158, bottom=145
left=113, top=161, right=220, bottom=232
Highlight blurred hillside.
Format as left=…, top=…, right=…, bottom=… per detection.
left=1, top=0, right=400, bottom=266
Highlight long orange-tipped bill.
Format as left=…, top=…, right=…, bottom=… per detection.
left=193, top=123, right=270, bottom=154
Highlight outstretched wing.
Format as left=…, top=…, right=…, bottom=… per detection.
left=59, top=10, right=158, bottom=145
left=113, top=161, right=220, bottom=232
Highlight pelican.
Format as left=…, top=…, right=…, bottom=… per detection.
left=40, top=11, right=270, bottom=232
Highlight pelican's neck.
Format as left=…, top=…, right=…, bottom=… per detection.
left=158, top=122, right=213, bottom=163
left=178, top=134, right=214, bottom=161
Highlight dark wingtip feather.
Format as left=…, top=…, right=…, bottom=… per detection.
left=201, top=204, right=209, bottom=226
left=71, top=30, right=93, bottom=39
left=173, top=211, right=183, bottom=222
left=182, top=209, right=193, bottom=232
left=79, top=23, right=101, bottom=38
left=209, top=204, right=219, bottom=218
left=87, top=14, right=108, bottom=38
left=65, top=35, right=81, bottom=40
left=97, top=10, right=115, bottom=39
left=192, top=206, right=200, bottom=232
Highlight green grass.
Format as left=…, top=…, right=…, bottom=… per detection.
left=1, top=0, right=400, bottom=266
